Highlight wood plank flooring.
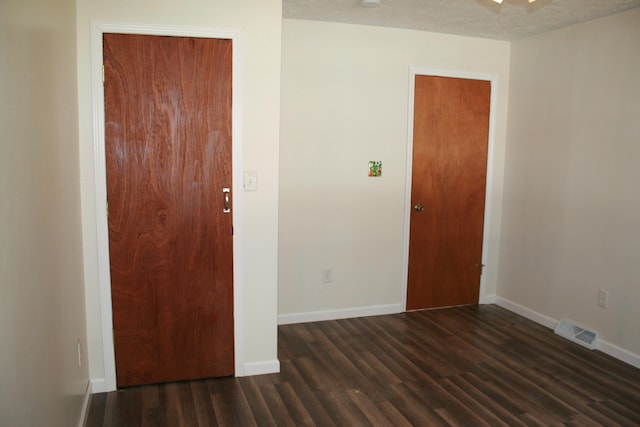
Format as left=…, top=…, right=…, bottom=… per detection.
left=86, top=305, right=640, bottom=426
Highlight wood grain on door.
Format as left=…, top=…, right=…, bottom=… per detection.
left=407, top=75, right=490, bottom=310
left=104, top=34, right=234, bottom=387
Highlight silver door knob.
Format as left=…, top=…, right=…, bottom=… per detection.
left=414, top=204, right=424, bottom=212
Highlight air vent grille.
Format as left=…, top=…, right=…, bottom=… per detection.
left=555, top=319, right=599, bottom=350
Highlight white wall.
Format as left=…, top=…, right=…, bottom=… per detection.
left=77, top=0, right=282, bottom=388
left=279, top=19, right=510, bottom=319
left=0, top=0, right=88, bottom=425
left=498, top=8, right=640, bottom=358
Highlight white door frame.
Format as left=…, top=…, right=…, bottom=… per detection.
left=401, top=67, right=498, bottom=310
left=90, top=22, right=244, bottom=391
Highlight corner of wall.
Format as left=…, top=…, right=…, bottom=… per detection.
left=495, top=297, right=640, bottom=369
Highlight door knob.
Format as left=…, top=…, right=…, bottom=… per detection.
left=413, top=204, right=424, bottom=212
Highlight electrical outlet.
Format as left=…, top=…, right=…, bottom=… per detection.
left=77, top=340, right=82, bottom=367
left=597, top=289, right=608, bottom=308
left=322, top=268, right=333, bottom=283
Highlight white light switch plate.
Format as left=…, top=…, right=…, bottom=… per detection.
left=244, top=171, right=257, bottom=191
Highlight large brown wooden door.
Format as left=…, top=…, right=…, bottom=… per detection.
left=406, top=75, right=490, bottom=311
left=104, top=34, right=234, bottom=387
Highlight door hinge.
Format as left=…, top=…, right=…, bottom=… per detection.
left=102, top=65, right=105, bottom=83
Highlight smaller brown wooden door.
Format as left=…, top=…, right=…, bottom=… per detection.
left=406, top=75, right=490, bottom=310
left=104, top=33, right=234, bottom=387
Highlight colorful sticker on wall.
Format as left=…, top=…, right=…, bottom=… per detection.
left=368, top=161, right=382, bottom=177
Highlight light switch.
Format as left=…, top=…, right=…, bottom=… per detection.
left=244, top=171, right=257, bottom=191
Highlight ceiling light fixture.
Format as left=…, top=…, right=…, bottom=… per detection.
left=361, top=0, right=381, bottom=7
left=491, top=0, right=537, bottom=3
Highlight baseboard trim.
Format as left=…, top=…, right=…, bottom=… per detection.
left=479, top=294, right=496, bottom=304
left=78, top=380, right=92, bottom=427
left=494, top=296, right=557, bottom=329
left=90, top=378, right=107, bottom=394
left=278, top=303, right=403, bottom=325
left=240, top=359, right=280, bottom=377
left=599, top=340, right=640, bottom=369
left=495, top=296, right=640, bottom=369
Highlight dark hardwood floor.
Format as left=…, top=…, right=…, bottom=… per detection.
left=86, top=305, right=640, bottom=426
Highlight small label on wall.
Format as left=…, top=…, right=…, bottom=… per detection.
left=368, top=161, right=382, bottom=177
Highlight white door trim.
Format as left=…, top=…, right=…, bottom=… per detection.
left=90, top=22, right=244, bottom=391
left=401, top=67, right=498, bottom=311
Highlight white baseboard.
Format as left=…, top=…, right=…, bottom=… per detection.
left=494, top=296, right=557, bottom=329
left=78, top=380, right=92, bottom=427
left=495, top=296, right=640, bottom=369
left=479, top=294, right=496, bottom=304
left=240, top=359, right=280, bottom=377
left=278, top=303, right=403, bottom=325
left=599, top=340, right=640, bottom=369
left=90, top=378, right=107, bottom=393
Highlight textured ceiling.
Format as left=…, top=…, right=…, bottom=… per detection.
left=282, top=0, right=640, bottom=40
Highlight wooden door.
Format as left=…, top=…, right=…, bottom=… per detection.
left=406, top=76, right=490, bottom=311
left=104, top=34, right=234, bottom=387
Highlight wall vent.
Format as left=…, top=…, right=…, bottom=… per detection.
left=554, top=319, right=599, bottom=350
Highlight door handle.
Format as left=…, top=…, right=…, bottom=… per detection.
left=223, top=188, right=230, bottom=213
left=413, top=204, right=424, bottom=212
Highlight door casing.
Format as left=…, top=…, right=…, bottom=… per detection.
left=401, top=68, right=498, bottom=311
left=90, top=22, right=244, bottom=392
